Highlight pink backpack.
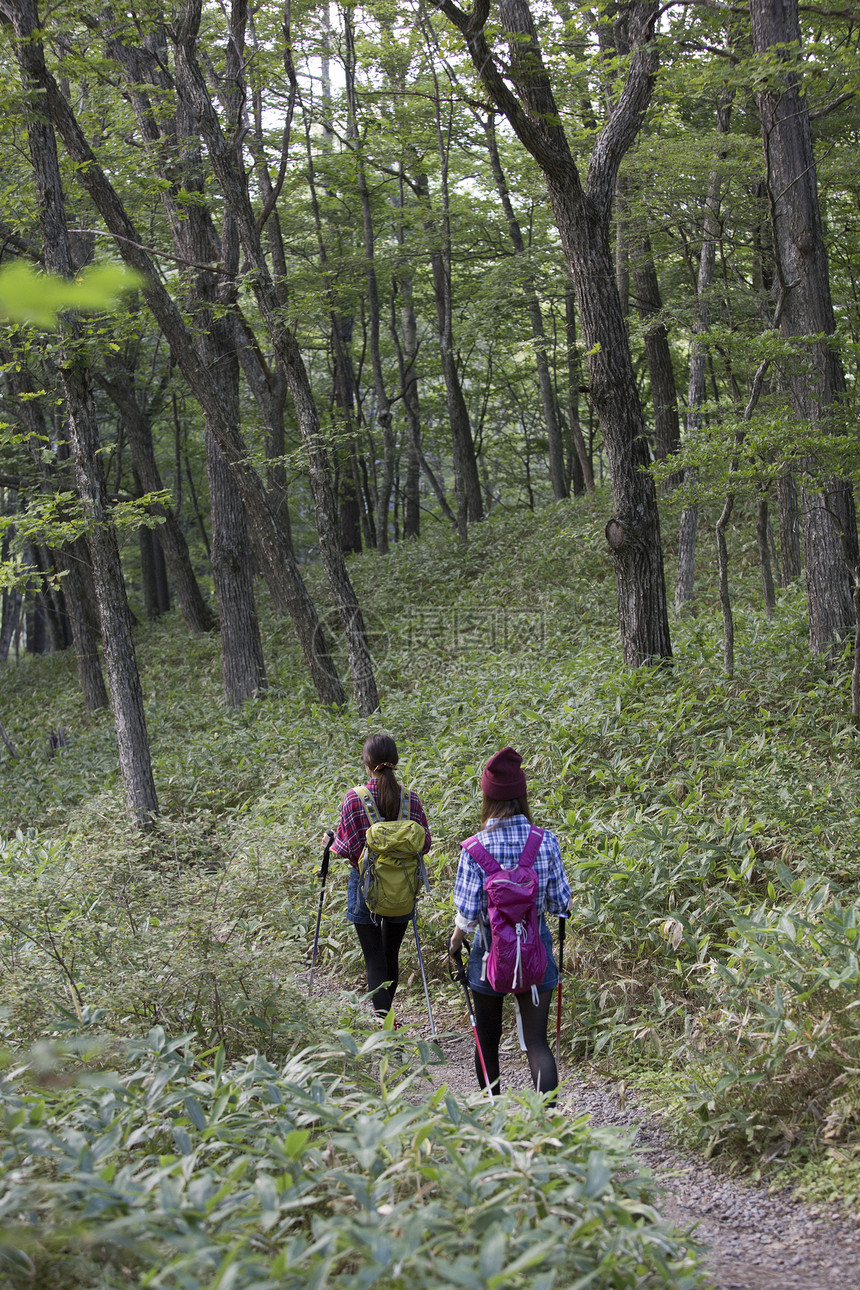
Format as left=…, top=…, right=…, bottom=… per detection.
left=461, top=826, right=547, bottom=996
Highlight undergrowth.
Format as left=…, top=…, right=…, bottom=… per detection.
left=0, top=1029, right=700, bottom=1289
left=1, top=489, right=859, bottom=1241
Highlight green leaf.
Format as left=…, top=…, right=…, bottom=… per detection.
left=0, top=260, right=143, bottom=329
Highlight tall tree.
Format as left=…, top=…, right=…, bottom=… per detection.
left=676, top=95, right=732, bottom=613
left=29, top=16, right=346, bottom=707
left=105, top=24, right=266, bottom=704
left=172, top=0, right=380, bottom=712
left=3, top=353, right=110, bottom=706
left=97, top=350, right=217, bottom=636
left=441, top=0, right=671, bottom=664
left=483, top=114, right=568, bottom=499
left=750, top=0, right=858, bottom=659
left=5, top=0, right=159, bottom=825
left=344, top=5, right=397, bottom=553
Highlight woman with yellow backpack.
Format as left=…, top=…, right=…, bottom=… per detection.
left=329, top=734, right=431, bottom=1020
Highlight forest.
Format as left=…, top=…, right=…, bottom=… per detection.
left=0, top=0, right=859, bottom=1286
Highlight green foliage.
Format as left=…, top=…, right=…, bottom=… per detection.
left=0, top=261, right=143, bottom=329
left=0, top=1031, right=700, bottom=1290
left=2, top=482, right=860, bottom=1222
left=0, top=826, right=327, bottom=1061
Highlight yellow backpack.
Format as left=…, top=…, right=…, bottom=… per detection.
left=356, top=785, right=427, bottom=918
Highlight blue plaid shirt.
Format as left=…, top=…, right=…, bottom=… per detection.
left=453, top=815, right=571, bottom=931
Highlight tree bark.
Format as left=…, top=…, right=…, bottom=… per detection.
left=139, top=522, right=169, bottom=620
left=5, top=358, right=110, bottom=704
left=756, top=493, right=777, bottom=619
left=391, top=169, right=456, bottom=530
left=420, top=173, right=483, bottom=538
left=410, top=36, right=483, bottom=534
left=716, top=493, right=736, bottom=678
left=107, top=26, right=265, bottom=704
left=777, top=466, right=802, bottom=583
left=751, top=0, right=858, bottom=660
left=54, top=537, right=110, bottom=710
left=0, top=590, right=22, bottom=664
left=345, top=11, right=396, bottom=552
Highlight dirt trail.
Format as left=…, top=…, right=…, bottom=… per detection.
left=319, top=975, right=860, bottom=1290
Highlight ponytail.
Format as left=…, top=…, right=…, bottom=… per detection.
left=362, top=733, right=401, bottom=821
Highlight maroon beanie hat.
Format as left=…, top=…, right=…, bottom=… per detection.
left=481, top=746, right=527, bottom=799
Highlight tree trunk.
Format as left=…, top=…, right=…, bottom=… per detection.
left=412, top=160, right=482, bottom=534
left=716, top=493, right=736, bottom=678
left=192, top=243, right=267, bottom=706
left=37, top=25, right=345, bottom=707
left=11, top=0, right=158, bottom=823
left=54, top=537, right=110, bottom=710
left=231, top=315, right=294, bottom=546
left=751, top=0, right=858, bottom=660
left=172, top=11, right=379, bottom=713
left=756, top=493, right=777, bottom=619
left=206, top=427, right=267, bottom=704
left=565, top=289, right=593, bottom=492
left=112, top=34, right=265, bottom=705
left=101, top=362, right=216, bottom=634
left=0, top=590, right=22, bottom=665
left=777, top=466, right=802, bottom=584
left=425, top=213, right=483, bottom=537
left=676, top=95, right=731, bottom=614
left=415, top=19, right=484, bottom=530
left=344, top=12, right=396, bottom=553
left=331, top=315, right=365, bottom=556
left=441, top=0, right=669, bottom=663
left=484, top=115, right=567, bottom=499
left=139, top=523, right=163, bottom=620
left=631, top=234, right=679, bottom=463
left=5, top=356, right=110, bottom=702
left=30, top=544, right=71, bottom=651
left=391, top=177, right=456, bottom=530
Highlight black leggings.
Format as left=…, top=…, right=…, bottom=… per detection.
left=472, top=988, right=558, bottom=1099
left=354, top=920, right=410, bottom=1016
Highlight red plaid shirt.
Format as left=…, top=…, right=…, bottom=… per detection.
left=331, top=780, right=431, bottom=866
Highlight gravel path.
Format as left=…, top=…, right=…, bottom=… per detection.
left=312, top=972, right=860, bottom=1290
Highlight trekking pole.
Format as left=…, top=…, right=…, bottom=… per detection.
left=513, top=997, right=527, bottom=1052
left=411, top=913, right=436, bottom=1036
left=555, top=915, right=566, bottom=1065
left=448, top=943, right=494, bottom=1103
left=309, top=829, right=334, bottom=993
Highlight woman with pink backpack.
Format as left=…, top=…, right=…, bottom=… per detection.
left=447, top=747, right=570, bottom=1099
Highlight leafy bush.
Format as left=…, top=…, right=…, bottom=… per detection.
left=0, top=829, right=330, bottom=1060
left=0, top=1029, right=701, bottom=1290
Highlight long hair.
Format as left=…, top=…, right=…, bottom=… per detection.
left=362, top=733, right=401, bottom=821
left=481, top=794, right=531, bottom=829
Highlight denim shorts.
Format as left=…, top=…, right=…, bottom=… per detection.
left=467, top=914, right=559, bottom=996
left=346, top=865, right=412, bottom=926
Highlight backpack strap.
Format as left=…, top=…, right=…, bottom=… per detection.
left=461, top=835, right=501, bottom=877
left=356, top=783, right=410, bottom=826
left=462, top=828, right=545, bottom=875
left=354, top=784, right=382, bottom=827
left=518, top=826, right=545, bottom=870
